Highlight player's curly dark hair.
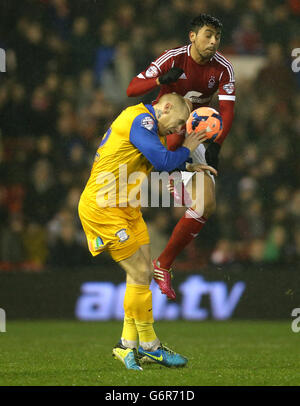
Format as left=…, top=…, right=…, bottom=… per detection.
left=190, top=14, right=223, bottom=33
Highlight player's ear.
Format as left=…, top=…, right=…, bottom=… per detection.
left=163, top=102, right=172, bottom=114
left=189, top=30, right=196, bottom=43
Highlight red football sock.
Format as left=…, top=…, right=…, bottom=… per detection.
left=158, top=208, right=207, bottom=269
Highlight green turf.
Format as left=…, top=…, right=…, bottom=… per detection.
left=0, top=320, right=299, bottom=386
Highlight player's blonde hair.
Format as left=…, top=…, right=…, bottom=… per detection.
left=157, top=92, right=190, bottom=115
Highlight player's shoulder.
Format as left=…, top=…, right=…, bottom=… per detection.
left=211, top=51, right=235, bottom=81
left=124, top=103, right=149, bottom=116
left=160, top=44, right=189, bottom=55
left=153, top=44, right=189, bottom=70
left=116, top=103, right=149, bottom=125
left=212, top=51, right=234, bottom=69
left=129, top=104, right=157, bottom=131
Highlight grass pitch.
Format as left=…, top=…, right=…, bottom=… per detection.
left=0, top=320, right=299, bottom=386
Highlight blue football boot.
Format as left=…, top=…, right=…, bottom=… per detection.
left=138, top=344, right=188, bottom=368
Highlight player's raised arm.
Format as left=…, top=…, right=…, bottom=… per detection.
left=127, top=48, right=185, bottom=97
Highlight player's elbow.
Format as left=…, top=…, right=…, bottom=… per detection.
left=126, top=85, right=133, bottom=97
left=126, top=80, right=137, bottom=97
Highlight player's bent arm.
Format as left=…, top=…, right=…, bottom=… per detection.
left=127, top=51, right=176, bottom=97
left=127, top=67, right=185, bottom=97
left=126, top=76, right=158, bottom=97
left=129, top=114, right=190, bottom=172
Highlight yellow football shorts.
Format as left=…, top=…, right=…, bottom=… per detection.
left=78, top=198, right=150, bottom=262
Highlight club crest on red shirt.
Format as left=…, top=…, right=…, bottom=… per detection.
left=208, top=76, right=216, bottom=88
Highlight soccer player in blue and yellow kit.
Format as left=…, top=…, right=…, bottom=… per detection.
left=78, top=93, right=209, bottom=370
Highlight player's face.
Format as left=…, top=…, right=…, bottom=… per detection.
left=190, top=25, right=221, bottom=63
left=158, top=103, right=189, bottom=136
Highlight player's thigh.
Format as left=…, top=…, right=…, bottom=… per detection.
left=129, top=210, right=150, bottom=247
left=79, top=206, right=141, bottom=262
left=139, top=244, right=151, bottom=266
left=202, top=172, right=216, bottom=217
left=187, top=172, right=216, bottom=216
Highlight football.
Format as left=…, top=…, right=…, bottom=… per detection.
left=186, top=107, right=223, bottom=141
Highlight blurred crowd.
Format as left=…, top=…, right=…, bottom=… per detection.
left=0, top=0, right=299, bottom=271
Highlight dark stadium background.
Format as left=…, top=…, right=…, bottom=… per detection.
left=0, top=0, right=299, bottom=321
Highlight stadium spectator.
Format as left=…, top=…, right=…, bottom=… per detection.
left=47, top=219, right=89, bottom=268
left=23, top=159, right=64, bottom=226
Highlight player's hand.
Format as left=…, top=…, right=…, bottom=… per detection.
left=182, top=129, right=208, bottom=153
left=205, top=142, right=221, bottom=171
left=186, top=163, right=218, bottom=177
left=158, top=67, right=184, bottom=85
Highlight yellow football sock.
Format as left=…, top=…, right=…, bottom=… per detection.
left=121, top=316, right=138, bottom=349
left=124, top=284, right=159, bottom=349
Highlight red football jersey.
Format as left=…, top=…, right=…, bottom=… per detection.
left=127, top=44, right=235, bottom=144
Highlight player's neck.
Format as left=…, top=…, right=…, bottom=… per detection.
left=190, top=44, right=210, bottom=65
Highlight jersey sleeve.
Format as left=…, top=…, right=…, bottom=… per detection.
left=218, top=65, right=236, bottom=103
left=129, top=113, right=190, bottom=172
left=217, top=63, right=236, bottom=144
left=126, top=49, right=173, bottom=97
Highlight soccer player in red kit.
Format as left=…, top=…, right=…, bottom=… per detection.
left=127, top=14, right=235, bottom=300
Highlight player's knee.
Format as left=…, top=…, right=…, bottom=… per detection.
left=129, top=253, right=152, bottom=285
left=131, top=266, right=152, bottom=285
left=203, top=198, right=216, bottom=218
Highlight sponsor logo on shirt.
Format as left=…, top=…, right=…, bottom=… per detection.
left=141, top=116, right=155, bottom=131
left=145, top=65, right=159, bottom=78
left=223, top=82, right=235, bottom=94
